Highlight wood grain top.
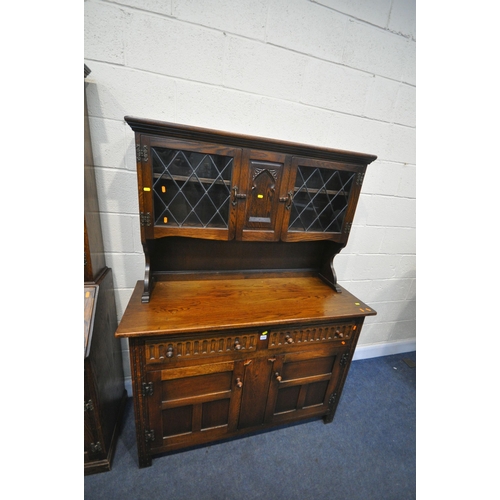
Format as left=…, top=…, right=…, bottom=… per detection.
left=115, top=277, right=376, bottom=338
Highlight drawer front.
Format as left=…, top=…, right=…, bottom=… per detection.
left=145, top=332, right=259, bottom=365
left=268, top=322, right=356, bottom=349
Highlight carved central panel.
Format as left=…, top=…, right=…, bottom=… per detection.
left=245, top=161, right=283, bottom=230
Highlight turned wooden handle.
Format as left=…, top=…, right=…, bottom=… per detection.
left=236, top=377, right=243, bottom=388
left=275, top=372, right=282, bottom=382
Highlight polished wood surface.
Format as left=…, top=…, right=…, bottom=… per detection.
left=116, top=276, right=375, bottom=338
left=149, top=238, right=336, bottom=276
left=120, top=115, right=377, bottom=467
left=126, top=117, right=377, bottom=302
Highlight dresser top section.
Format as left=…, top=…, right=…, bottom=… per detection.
left=115, top=277, right=376, bottom=338
left=124, top=116, right=377, bottom=166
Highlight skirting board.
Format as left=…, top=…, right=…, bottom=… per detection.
left=353, top=339, right=416, bottom=361
left=122, top=339, right=416, bottom=396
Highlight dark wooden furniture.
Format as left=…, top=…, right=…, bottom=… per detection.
left=84, top=269, right=127, bottom=474
left=117, top=117, right=377, bottom=468
left=84, top=65, right=127, bottom=475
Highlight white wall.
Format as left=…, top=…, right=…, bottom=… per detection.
left=84, top=0, right=416, bottom=381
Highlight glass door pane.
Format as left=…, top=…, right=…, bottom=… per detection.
left=288, top=164, right=356, bottom=234
left=152, top=147, right=234, bottom=229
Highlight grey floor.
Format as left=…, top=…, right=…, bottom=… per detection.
left=85, top=351, right=416, bottom=500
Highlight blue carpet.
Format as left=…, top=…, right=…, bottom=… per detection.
left=85, top=351, right=416, bottom=499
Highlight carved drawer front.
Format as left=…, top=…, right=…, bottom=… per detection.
left=268, top=322, right=356, bottom=349
left=145, top=332, right=258, bottom=364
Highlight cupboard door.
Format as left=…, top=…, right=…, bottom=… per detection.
left=281, top=157, right=364, bottom=242
left=264, top=347, right=347, bottom=424
left=146, top=360, right=244, bottom=452
left=237, top=357, right=275, bottom=429
left=235, top=150, right=291, bottom=241
left=139, top=136, right=242, bottom=241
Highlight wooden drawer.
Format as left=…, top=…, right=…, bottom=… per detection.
left=145, top=331, right=259, bottom=365
left=268, top=322, right=357, bottom=350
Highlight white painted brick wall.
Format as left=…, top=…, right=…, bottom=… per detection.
left=267, top=0, right=348, bottom=62
left=126, top=13, right=227, bottom=85
left=225, top=37, right=308, bottom=101
left=84, top=0, right=416, bottom=368
left=301, top=60, right=373, bottom=115
left=173, top=0, right=268, bottom=40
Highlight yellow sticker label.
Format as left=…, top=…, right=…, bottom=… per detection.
left=257, top=194, right=264, bottom=199
left=143, top=187, right=151, bottom=192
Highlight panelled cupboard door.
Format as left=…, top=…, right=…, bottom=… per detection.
left=138, top=136, right=242, bottom=241
left=146, top=360, right=245, bottom=452
left=264, top=346, right=348, bottom=425
left=281, top=157, right=364, bottom=242
left=234, top=150, right=291, bottom=241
